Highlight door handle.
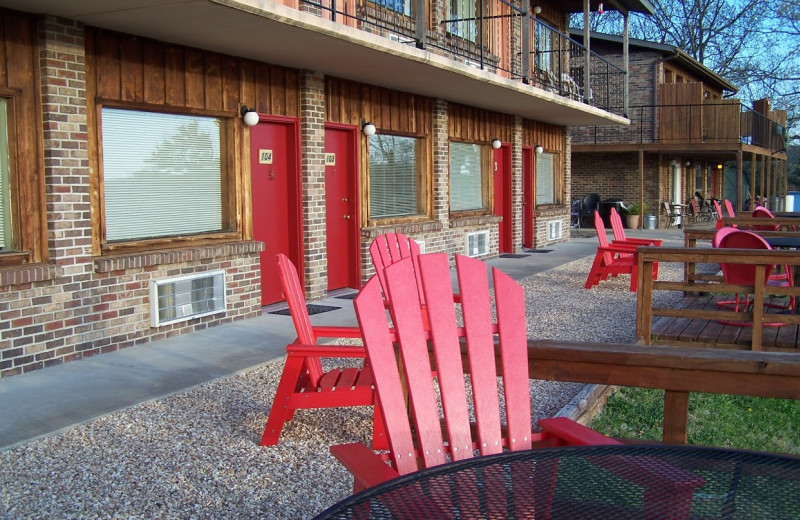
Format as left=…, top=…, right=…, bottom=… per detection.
left=342, top=198, right=348, bottom=202
left=343, top=215, right=351, bottom=219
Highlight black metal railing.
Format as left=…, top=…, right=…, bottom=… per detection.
left=298, top=0, right=626, bottom=116
left=572, top=103, right=786, bottom=152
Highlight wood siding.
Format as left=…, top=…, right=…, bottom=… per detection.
left=0, top=11, right=43, bottom=265
left=85, top=27, right=301, bottom=251
left=449, top=104, right=512, bottom=143
left=521, top=119, right=564, bottom=152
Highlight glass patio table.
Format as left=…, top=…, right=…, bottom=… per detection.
left=314, top=444, right=800, bottom=519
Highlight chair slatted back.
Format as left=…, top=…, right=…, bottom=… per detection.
left=353, top=253, right=530, bottom=476
left=610, top=207, right=625, bottom=242
left=593, top=210, right=615, bottom=264
left=724, top=199, right=737, bottom=218
left=369, top=233, right=424, bottom=305
left=277, top=253, right=317, bottom=345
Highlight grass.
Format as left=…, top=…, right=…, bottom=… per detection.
left=588, top=387, right=800, bottom=455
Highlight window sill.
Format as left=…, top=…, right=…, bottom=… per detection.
left=449, top=214, right=502, bottom=228
left=0, top=263, right=59, bottom=287
left=361, top=221, right=443, bottom=239
left=94, top=240, right=264, bottom=273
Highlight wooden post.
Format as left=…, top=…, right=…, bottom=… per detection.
left=663, top=391, right=689, bottom=444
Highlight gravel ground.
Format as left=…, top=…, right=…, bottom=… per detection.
left=0, top=242, right=687, bottom=519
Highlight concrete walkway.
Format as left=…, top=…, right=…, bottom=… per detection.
left=0, top=231, right=681, bottom=450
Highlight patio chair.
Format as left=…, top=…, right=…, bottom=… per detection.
left=715, top=229, right=792, bottom=325
left=712, top=199, right=726, bottom=229
left=688, top=198, right=712, bottom=224
left=662, top=201, right=680, bottom=228
left=724, top=199, right=737, bottom=219
left=369, top=233, right=424, bottom=307
left=331, top=253, right=620, bottom=494
left=260, top=254, right=385, bottom=447
left=570, top=198, right=582, bottom=228
left=332, top=254, right=703, bottom=517
left=585, top=211, right=646, bottom=292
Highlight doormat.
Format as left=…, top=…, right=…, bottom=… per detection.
left=269, top=304, right=341, bottom=316
left=527, top=249, right=552, bottom=253
left=499, top=254, right=530, bottom=259
left=334, top=293, right=357, bottom=300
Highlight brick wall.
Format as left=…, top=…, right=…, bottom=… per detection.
left=0, top=18, right=263, bottom=379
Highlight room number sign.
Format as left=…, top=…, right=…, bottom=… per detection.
left=259, top=149, right=273, bottom=164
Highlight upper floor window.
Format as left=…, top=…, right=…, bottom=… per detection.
left=101, top=108, right=229, bottom=243
left=449, top=141, right=488, bottom=212
left=374, top=0, right=412, bottom=16
left=447, top=0, right=480, bottom=43
left=536, top=151, right=559, bottom=205
left=368, top=133, right=426, bottom=221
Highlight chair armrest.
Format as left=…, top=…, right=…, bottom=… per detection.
left=598, top=245, right=639, bottom=254
left=612, top=238, right=663, bottom=247
left=313, top=325, right=363, bottom=339
left=330, top=442, right=399, bottom=490
left=286, top=343, right=367, bottom=358
left=538, top=417, right=620, bottom=446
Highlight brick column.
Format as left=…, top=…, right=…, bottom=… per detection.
left=511, top=116, right=523, bottom=252
left=300, top=71, right=327, bottom=300
left=39, top=16, right=91, bottom=274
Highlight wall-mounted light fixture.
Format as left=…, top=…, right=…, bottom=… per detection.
left=685, top=160, right=691, bottom=167
left=491, top=138, right=502, bottom=149
left=535, top=145, right=544, bottom=154
left=532, top=5, right=542, bottom=14
left=362, top=120, right=376, bottom=136
left=240, top=106, right=259, bottom=127
left=717, top=163, right=723, bottom=170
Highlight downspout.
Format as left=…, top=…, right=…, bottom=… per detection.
left=623, top=11, right=629, bottom=117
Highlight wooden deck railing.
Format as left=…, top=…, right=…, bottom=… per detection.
left=636, top=246, right=800, bottom=352
left=524, top=340, right=800, bottom=444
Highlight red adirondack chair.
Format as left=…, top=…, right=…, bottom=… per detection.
left=369, top=233, right=425, bottom=305
left=332, top=254, right=618, bottom=489
left=260, top=254, right=385, bottom=447
left=713, top=199, right=725, bottom=229
left=331, top=254, right=703, bottom=517
left=724, top=198, right=737, bottom=219
left=585, top=211, right=649, bottom=292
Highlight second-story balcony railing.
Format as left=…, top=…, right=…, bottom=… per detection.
left=298, top=0, right=626, bottom=116
left=572, top=103, right=787, bottom=153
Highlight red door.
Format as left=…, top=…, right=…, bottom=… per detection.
left=250, top=118, right=302, bottom=305
left=324, top=125, right=359, bottom=290
left=522, top=147, right=534, bottom=249
left=493, top=144, right=512, bottom=253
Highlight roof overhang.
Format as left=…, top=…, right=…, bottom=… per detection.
left=0, top=0, right=628, bottom=127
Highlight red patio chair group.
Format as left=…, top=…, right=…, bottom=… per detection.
left=586, top=210, right=657, bottom=292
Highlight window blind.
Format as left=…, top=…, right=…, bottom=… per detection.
left=536, top=152, right=555, bottom=205
left=369, top=134, right=418, bottom=219
left=0, top=100, right=11, bottom=250
left=102, top=108, right=223, bottom=242
left=450, top=142, right=484, bottom=211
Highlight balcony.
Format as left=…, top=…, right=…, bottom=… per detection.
left=300, top=0, right=626, bottom=116
left=572, top=102, right=787, bottom=153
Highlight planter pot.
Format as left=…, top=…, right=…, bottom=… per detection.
left=625, top=214, right=641, bottom=229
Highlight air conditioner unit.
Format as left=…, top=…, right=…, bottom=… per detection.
left=150, top=270, right=226, bottom=327
left=465, top=231, right=489, bottom=257
left=548, top=220, right=563, bottom=241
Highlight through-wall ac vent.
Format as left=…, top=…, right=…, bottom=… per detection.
left=465, top=231, right=489, bottom=257
left=548, top=220, right=563, bottom=241
left=150, top=270, right=226, bottom=327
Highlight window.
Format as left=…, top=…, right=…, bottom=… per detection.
left=449, top=142, right=488, bottom=212
left=373, top=0, right=412, bottom=16
left=447, top=0, right=479, bottom=42
left=536, top=151, right=558, bottom=205
left=0, top=99, right=12, bottom=251
left=101, top=108, right=228, bottom=243
left=368, top=134, right=425, bottom=220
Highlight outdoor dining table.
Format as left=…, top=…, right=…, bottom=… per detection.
left=313, top=444, right=800, bottom=519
